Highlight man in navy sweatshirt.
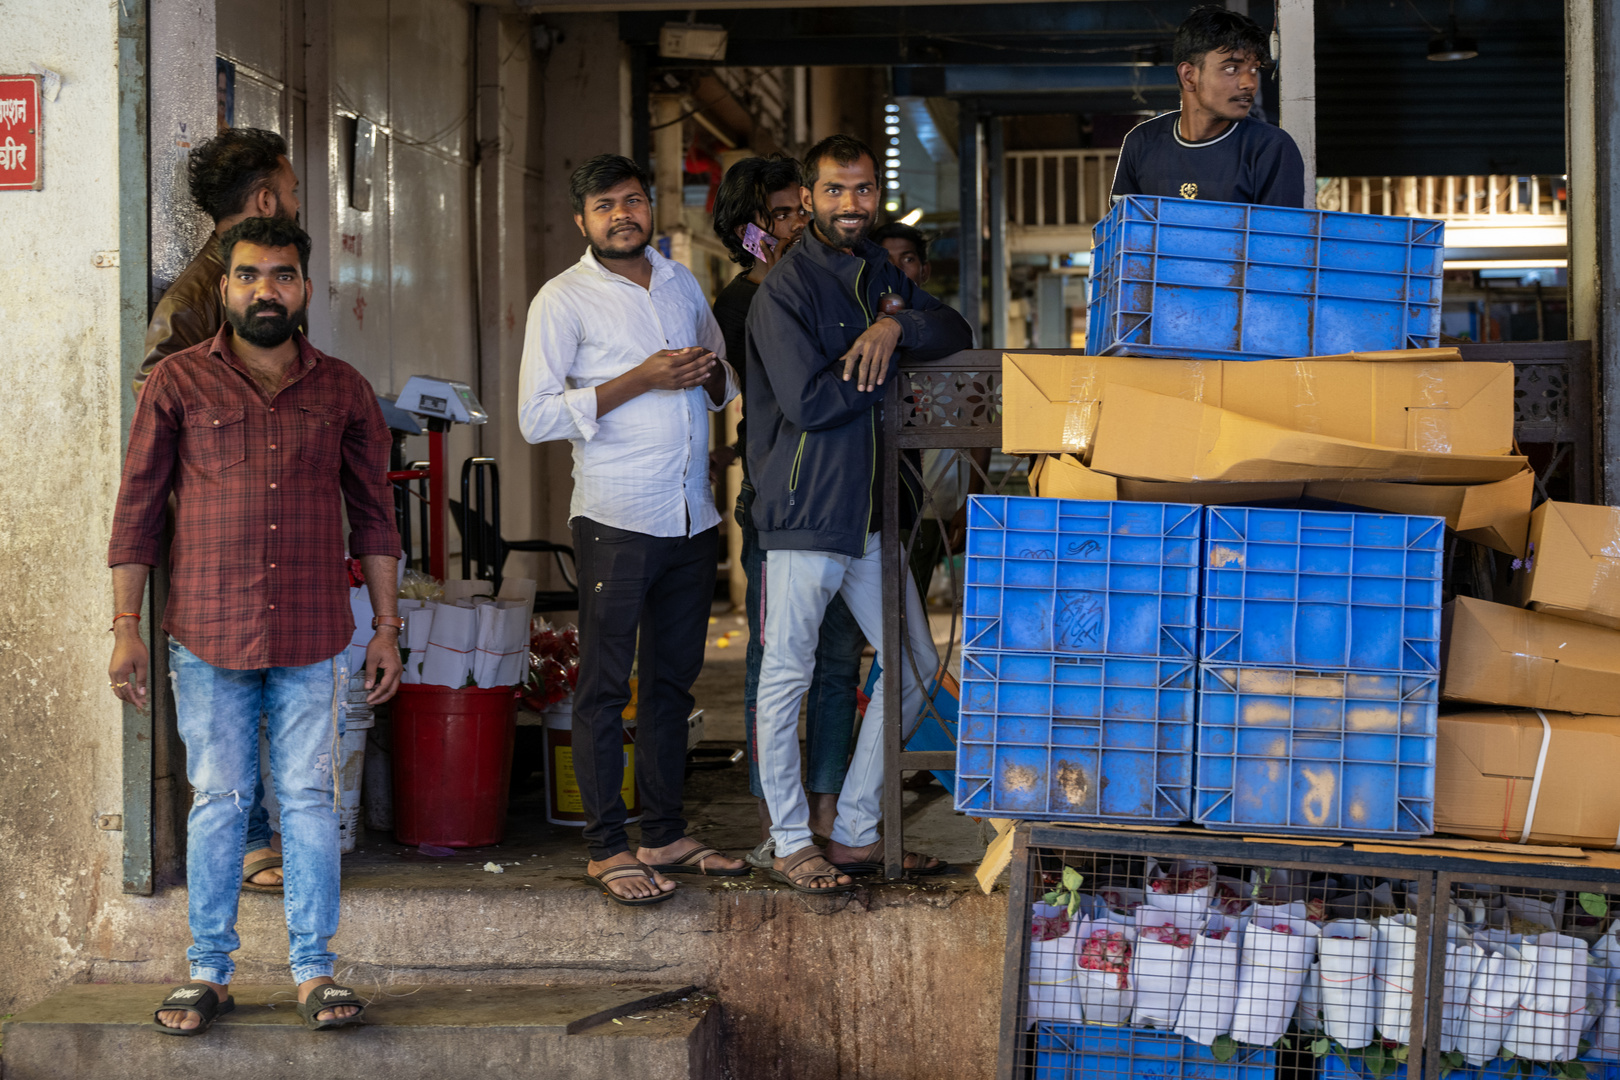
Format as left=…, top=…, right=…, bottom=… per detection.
left=1111, top=5, right=1305, bottom=208
left=744, top=135, right=973, bottom=893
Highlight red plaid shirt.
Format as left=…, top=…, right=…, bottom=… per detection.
left=108, top=327, right=400, bottom=670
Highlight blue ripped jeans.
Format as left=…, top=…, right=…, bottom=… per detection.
left=171, top=640, right=345, bottom=986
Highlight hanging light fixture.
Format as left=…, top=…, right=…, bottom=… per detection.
left=1426, top=2, right=1478, bottom=61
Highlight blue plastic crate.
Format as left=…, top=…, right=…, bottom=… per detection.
left=1035, top=1023, right=1278, bottom=1080
left=965, top=496, right=1201, bottom=660
left=955, top=650, right=1195, bottom=823
left=1202, top=506, right=1444, bottom=674
left=1194, top=665, right=1437, bottom=838
left=1320, top=1054, right=1620, bottom=1080
left=1086, top=195, right=1444, bottom=361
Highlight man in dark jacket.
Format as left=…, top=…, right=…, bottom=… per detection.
left=138, top=127, right=301, bottom=397
left=745, top=134, right=972, bottom=892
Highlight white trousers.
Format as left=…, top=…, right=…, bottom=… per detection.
left=756, top=532, right=940, bottom=857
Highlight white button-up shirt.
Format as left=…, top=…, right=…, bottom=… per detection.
left=517, top=246, right=737, bottom=538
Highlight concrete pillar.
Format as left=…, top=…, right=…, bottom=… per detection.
left=148, top=0, right=216, bottom=287
left=1277, top=0, right=1315, bottom=207
left=811, top=66, right=839, bottom=142
left=1566, top=0, right=1620, bottom=502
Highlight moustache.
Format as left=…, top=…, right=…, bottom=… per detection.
left=248, top=300, right=290, bottom=318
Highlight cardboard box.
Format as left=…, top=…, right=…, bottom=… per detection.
left=1115, top=479, right=1306, bottom=504
left=1516, top=501, right=1620, bottom=631
left=1306, top=469, right=1534, bottom=557
left=1089, top=384, right=1529, bottom=485
left=1294, top=348, right=1464, bottom=363
left=1000, top=353, right=1513, bottom=457
left=1442, top=596, right=1620, bottom=716
left=1029, top=454, right=1118, bottom=500
left=1436, top=708, right=1620, bottom=848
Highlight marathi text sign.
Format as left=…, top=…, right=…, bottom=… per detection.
left=0, top=75, right=42, bottom=191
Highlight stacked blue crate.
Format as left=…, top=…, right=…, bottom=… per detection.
left=1193, top=506, right=1444, bottom=838
left=1087, top=195, right=1444, bottom=361
left=956, top=496, right=1201, bottom=823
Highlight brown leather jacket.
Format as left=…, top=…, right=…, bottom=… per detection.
left=136, top=240, right=225, bottom=397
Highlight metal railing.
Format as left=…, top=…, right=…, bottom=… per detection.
left=1316, top=174, right=1568, bottom=222
left=1004, top=150, right=1120, bottom=253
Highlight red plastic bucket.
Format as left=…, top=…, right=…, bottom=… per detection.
left=390, top=683, right=516, bottom=847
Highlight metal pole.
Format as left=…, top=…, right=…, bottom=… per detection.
left=428, top=422, right=447, bottom=582
left=987, top=116, right=1007, bottom=348
left=957, top=107, right=983, bottom=346
left=1594, top=0, right=1620, bottom=502
left=1277, top=0, right=1317, bottom=206
left=880, top=378, right=905, bottom=881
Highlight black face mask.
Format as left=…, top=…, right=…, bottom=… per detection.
left=227, top=297, right=304, bottom=348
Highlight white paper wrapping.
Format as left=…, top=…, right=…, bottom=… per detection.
left=1505, top=932, right=1589, bottom=1062
left=1319, top=918, right=1380, bottom=1049
left=1457, top=941, right=1530, bottom=1066
left=472, top=599, right=529, bottom=688
left=1144, top=859, right=1219, bottom=921
left=1131, top=906, right=1199, bottom=1027
left=1026, top=903, right=1083, bottom=1027
left=1175, top=914, right=1243, bottom=1046
left=1373, top=913, right=1420, bottom=1042
left=1230, top=913, right=1320, bottom=1046
left=1589, top=923, right=1620, bottom=1059
left=419, top=601, right=478, bottom=688
left=1074, top=917, right=1136, bottom=1026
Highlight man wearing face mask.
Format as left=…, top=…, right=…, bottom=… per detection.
left=745, top=135, right=972, bottom=893
left=710, top=154, right=866, bottom=870
left=1111, top=5, right=1305, bottom=208
left=518, top=154, right=747, bottom=905
left=109, top=216, right=402, bottom=1035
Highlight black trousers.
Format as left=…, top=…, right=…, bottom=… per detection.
left=570, top=517, right=717, bottom=860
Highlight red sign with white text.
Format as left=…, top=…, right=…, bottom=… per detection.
left=0, top=75, right=42, bottom=191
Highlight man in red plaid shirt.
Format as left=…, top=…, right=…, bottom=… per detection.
left=107, top=216, right=402, bottom=1036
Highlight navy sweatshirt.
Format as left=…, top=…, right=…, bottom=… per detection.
left=1111, top=112, right=1306, bottom=208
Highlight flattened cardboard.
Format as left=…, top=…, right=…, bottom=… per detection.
left=1116, top=478, right=1306, bottom=504
left=1293, top=348, right=1464, bottom=363
left=1000, top=353, right=1513, bottom=458
left=1435, top=708, right=1620, bottom=849
left=1305, top=469, right=1534, bottom=556
left=1516, top=501, right=1620, bottom=631
left=1030, top=454, right=1118, bottom=500
left=1441, top=596, right=1620, bottom=716
left=1089, top=384, right=1529, bottom=485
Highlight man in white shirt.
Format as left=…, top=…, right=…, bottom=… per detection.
left=518, top=154, right=747, bottom=904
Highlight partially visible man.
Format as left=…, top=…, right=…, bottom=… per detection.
left=1110, top=5, right=1305, bottom=207
left=746, top=135, right=973, bottom=892
left=870, top=221, right=931, bottom=288
left=140, top=127, right=302, bottom=394
left=109, top=216, right=401, bottom=1034
left=519, top=154, right=748, bottom=905
left=711, top=155, right=866, bottom=867
left=142, top=127, right=302, bottom=894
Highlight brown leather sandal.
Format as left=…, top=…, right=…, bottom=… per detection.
left=768, top=844, right=858, bottom=895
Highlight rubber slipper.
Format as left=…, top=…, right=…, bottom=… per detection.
left=298, top=983, right=365, bottom=1030
left=586, top=861, right=676, bottom=906
left=768, top=845, right=858, bottom=895
left=649, top=844, right=749, bottom=877
left=152, top=983, right=235, bottom=1036
left=242, top=854, right=284, bottom=893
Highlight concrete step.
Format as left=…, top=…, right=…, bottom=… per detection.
left=0, top=983, right=717, bottom=1080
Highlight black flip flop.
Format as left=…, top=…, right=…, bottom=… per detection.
left=768, top=845, right=859, bottom=895
left=152, top=983, right=235, bottom=1036
left=649, top=844, right=750, bottom=877
left=298, top=984, right=366, bottom=1030
left=586, top=861, right=677, bottom=906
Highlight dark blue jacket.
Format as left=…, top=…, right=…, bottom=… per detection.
left=744, top=230, right=973, bottom=558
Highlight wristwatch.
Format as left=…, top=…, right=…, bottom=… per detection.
left=372, top=616, right=406, bottom=631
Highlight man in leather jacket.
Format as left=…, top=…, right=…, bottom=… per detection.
left=137, top=127, right=301, bottom=396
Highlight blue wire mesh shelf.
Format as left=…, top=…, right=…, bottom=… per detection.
left=955, top=650, right=1195, bottom=823
left=965, top=496, right=1201, bottom=661
left=1201, top=506, right=1445, bottom=674
left=1193, top=665, right=1437, bottom=838
left=1086, top=195, right=1444, bottom=361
